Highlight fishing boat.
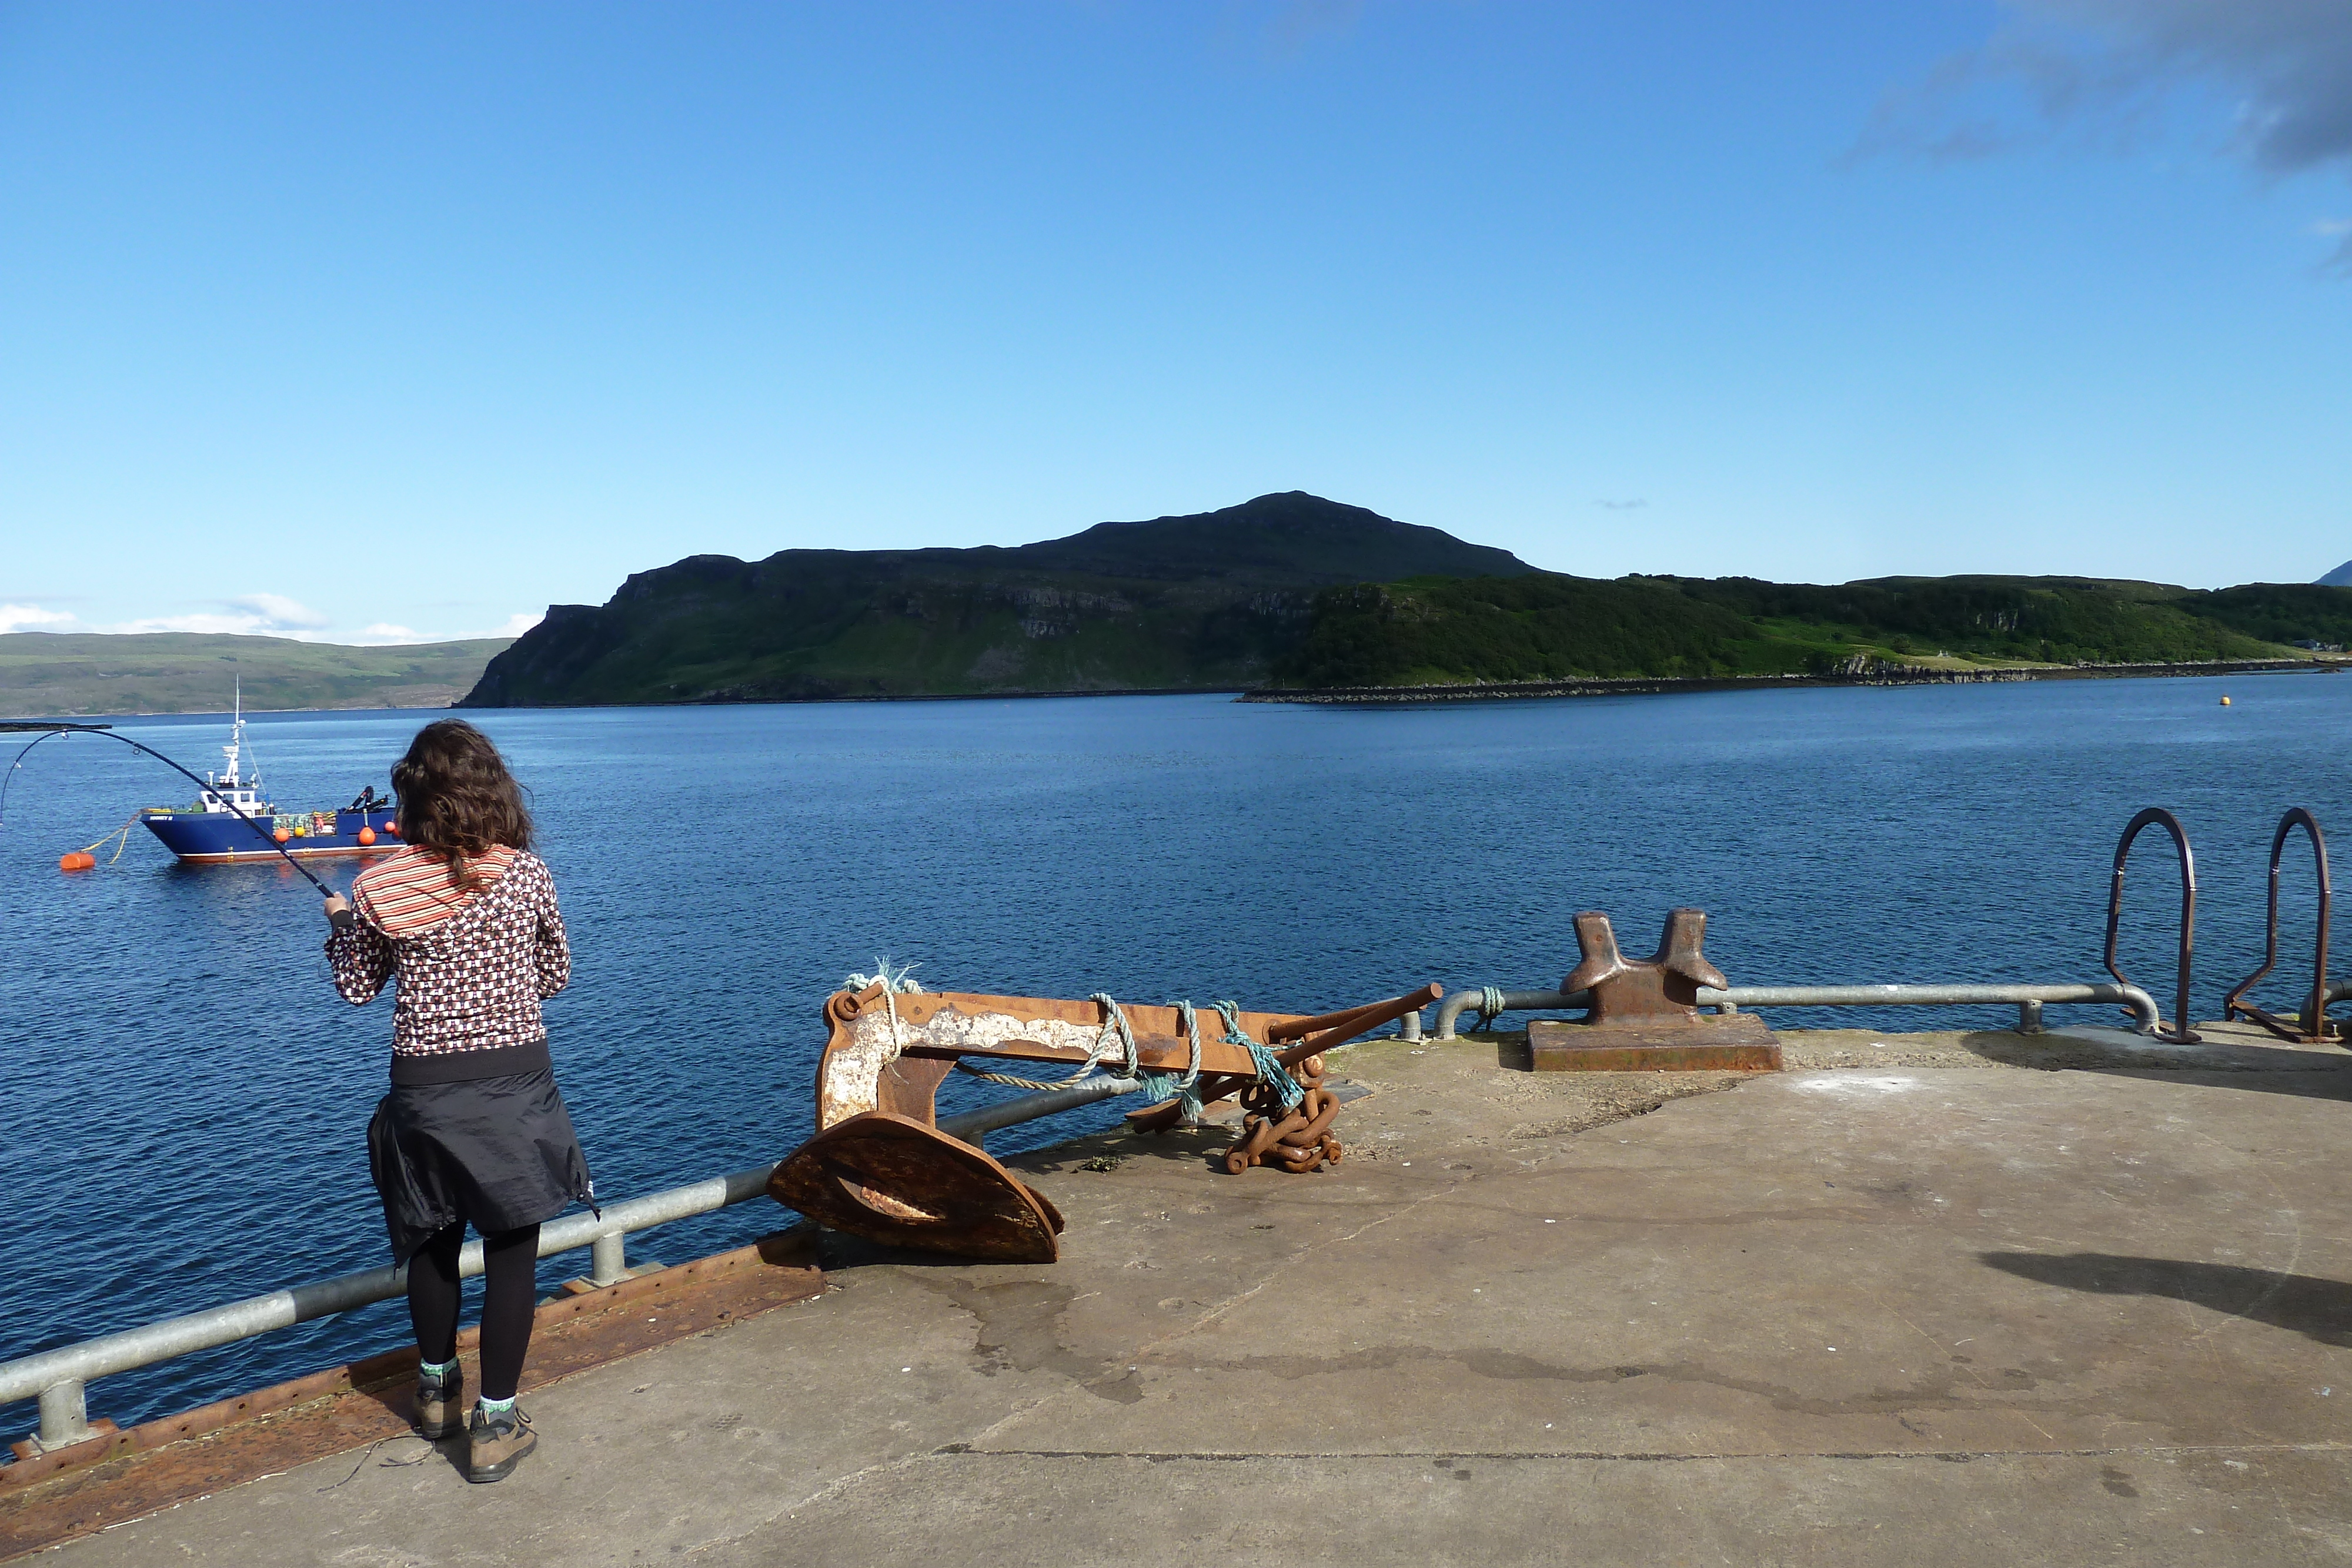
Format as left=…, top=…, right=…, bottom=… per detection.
left=138, top=693, right=400, bottom=864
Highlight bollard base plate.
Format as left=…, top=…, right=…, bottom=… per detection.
left=9, top=1420, right=118, bottom=1465
left=1527, top=1014, right=1782, bottom=1072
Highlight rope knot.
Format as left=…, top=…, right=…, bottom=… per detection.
left=1216, top=999, right=1303, bottom=1112
left=846, top=957, right=924, bottom=1065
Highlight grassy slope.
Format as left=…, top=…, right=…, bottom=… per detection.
left=1272, top=575, right=2333, bottom=688
left=462, top=493, right=1534, bottom=706
left=0, top=634, right=514, bottom=718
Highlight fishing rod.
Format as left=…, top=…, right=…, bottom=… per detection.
left=0, top=721, right=338, bottom=897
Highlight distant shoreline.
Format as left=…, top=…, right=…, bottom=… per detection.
left=0, top=701, right=463, bottom=721
left=1238, top=657, right=2341, bottom=706
left=35, top=658, right=2341, bottom=721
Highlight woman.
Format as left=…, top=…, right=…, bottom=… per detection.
left=323, top=718, right=590, bottom=1485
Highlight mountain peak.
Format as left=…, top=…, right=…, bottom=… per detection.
left=1013, top=492, right=1531, bottom=585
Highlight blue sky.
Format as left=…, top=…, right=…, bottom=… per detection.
left=2, top=1, right=2347, bottom=644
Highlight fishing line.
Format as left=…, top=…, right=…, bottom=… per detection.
left=0, top=721, right=339, bottom=896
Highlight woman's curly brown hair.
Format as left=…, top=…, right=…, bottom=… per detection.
left=390, top=720, right=533, bottom=886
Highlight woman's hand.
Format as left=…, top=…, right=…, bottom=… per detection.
left=323, top=893, right=356, bottom=930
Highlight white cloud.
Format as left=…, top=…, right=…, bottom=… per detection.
left=1861, top=0, right=2352, bottom=266
left=230, top=592, right=331, bottom=630
left=108, top=593, right=335, bottom=639
left=0, top=603, right=78, bottom=634
left=108, top=613, right=292, bottom=635
left=353, top=623, right=426, bottom=645
left=2, top=596, right=541, bottom=645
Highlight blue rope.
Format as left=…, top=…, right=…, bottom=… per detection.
left=1127, top=999, right=1203, bottom=1122
left=1085, top=992, right=1142, bottom=1085
left=1057, top=994, right=1297, bottom=1121
left=1216, top=999, right=1302, bottom=1111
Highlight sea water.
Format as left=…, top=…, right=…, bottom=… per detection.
left=3, top=676, right=2347, bottom=1433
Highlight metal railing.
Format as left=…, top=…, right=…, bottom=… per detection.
left=2, top=1161, right=780, bottom=1456
left=2107, top=807, right=2201, bottom=1042
left=1432, top=981, right=2163, bottom=1040
left=2224, top=808, right=2334, bottom=1042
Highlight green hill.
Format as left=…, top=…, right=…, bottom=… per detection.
left=449, top=488, right=2352, bottom=705
left=1272, top=574, right=2340, bottom=688
left=0, top=634, right=513, bottom=718
left=460, top=493, right=1533, bottom=706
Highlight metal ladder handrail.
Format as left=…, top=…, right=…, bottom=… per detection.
left=2, top=1160, right=780, bottom=1456
left=2223, top=807, right=2335, bottom=1043
left=2106, top=806, right=2200, bottom=1044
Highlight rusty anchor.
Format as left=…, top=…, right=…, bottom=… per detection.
left=769, top=982, right=1441, bottom=1262
left=1524, top=908, right=1782, bottom=1071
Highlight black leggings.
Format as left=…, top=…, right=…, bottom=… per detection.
left=406, top=1221, right=539, bottom=1402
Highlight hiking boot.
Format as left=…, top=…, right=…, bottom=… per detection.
left=466, top=1403, right=537, bottom=1484
left=414, top=1362, right=464, bottom=1441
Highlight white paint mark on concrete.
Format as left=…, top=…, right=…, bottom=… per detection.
left=1790, top=1075, right=1920, bottom=1095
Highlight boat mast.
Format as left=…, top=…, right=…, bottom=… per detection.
left=220, top=678, right=243, bottom=787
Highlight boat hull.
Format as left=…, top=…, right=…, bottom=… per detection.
left=142, top=808, right=402, bottom=864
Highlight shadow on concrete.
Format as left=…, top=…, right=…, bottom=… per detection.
left=1015, top=1121, right=1236, bottom=1175
left=1980, top=1251, right=2352, bottom=1346
left=1952, top=1032, right=2352, bottom=1105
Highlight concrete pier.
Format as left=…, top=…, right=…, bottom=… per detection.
left=13, top=1022, right=2352, bottom=1564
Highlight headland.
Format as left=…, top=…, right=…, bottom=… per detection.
left=450, top=493, right=2352, bottom=708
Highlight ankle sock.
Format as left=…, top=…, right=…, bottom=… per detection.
left=419, top=1357, right=459, bottom=1381
left=477, top=1395, right=516, bottom=1417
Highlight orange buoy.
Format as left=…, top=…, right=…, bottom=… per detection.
left=58, top=851, right=95, bottom=872
left=273, top=827, right=292, bottom=843
left=383, top=821, right=400, bottom=837
left=358, top=826, right=376, bottom=846
left=2220, top=696, right=2232, bottom=706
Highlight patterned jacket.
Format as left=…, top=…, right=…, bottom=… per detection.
left=326, top=847, right=572, bottom=1085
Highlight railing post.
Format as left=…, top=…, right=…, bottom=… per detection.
left=37, top=1379, right=91, bottom=1450
left=590, top=1231, right=628, bottom=1288
left=1399, top=1008, right=1422, bottom=1042
left=2017, top=999, right=2044, bottom=1034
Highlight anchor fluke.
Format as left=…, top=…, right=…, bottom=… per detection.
left=767, top=1112, right=1066, bottom=1263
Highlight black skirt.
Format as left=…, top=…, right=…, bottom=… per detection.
left=368, top=1068, right=594, bottom=1263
